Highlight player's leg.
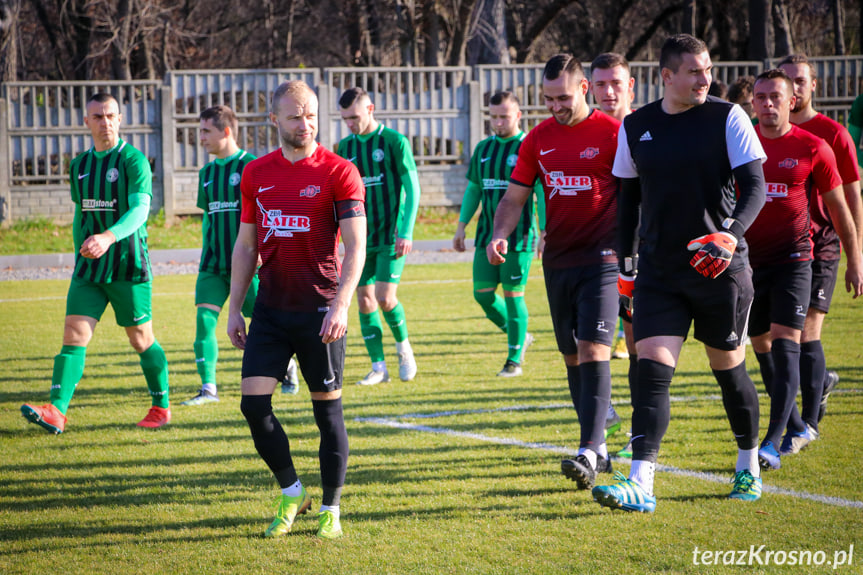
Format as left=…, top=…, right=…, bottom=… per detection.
left=21, top=278, right=106, bottom=434
left=293, top=312, right=348, bottom=539
left=472, top=248, right=507, bottom=335
left=239, top=305, right=309, bottom=537
left=356, top=248, right=388, bottom=385
left=616, top=314, right=637, bottom=457
left=376, top=245, right=416, bottom=381
left=186, top=271, right=228, bottom=405
left=499, top=249, right=533, bottom=376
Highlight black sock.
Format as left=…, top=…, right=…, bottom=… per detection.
left=241, top=395, right=297, bottom=488
left=762, top=339, right=801, bottom=447
left=754, top=350, right=775, bottom=396
left=578, top=361, right=611, bottom=451
left=566, top=364, right=581, bottom=419
left=800, top=340, right=826, bottom=428
left=631, top=359, right=674, bottom=463
left=627, top=354, right=638, bottom=407
left=712, top=361, right=759, bottom=450
left=312, top=397, right=349, bottom=504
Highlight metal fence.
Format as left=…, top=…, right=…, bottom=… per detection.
left=2, top=57, right=862, bottom=224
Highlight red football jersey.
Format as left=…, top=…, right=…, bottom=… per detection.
left=240, top=145, right=365, bottom=312
left=747, top=125, right=841, bottom=267
left=796, top=113, right=860, bottom=259
left=510, top=110, right=619, bottom=268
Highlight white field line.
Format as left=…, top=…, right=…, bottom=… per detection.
left=355, top=399, right=863, bottom=509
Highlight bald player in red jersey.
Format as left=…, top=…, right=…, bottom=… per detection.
left=489, top=53, right=620, bottom=492
left=746, top=69, right=862, bottom=471
left=228, top=80, right=366, bottom=540
left=778, top=54, right=863, bottom=438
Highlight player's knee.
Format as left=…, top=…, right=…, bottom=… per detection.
left=377, top=295, right=398, bottom=311
left=473, top=289, right=495, bottom=307
left=127, top=325, right=155, bottom=353
left=240, top=394, right=272, bottom=423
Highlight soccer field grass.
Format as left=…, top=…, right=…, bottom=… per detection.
left=1, top=262, right=861, bottom=574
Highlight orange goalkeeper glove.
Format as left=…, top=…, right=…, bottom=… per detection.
left=687, top=231, right=737, bottom=279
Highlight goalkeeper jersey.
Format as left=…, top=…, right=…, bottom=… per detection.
left=337, top=124, right=420, bottom=248
left=467, top=132, right=538, bottom=251
left=70, top=139, right=152, bottom=283
left=197, top=149, right=257, bottom=275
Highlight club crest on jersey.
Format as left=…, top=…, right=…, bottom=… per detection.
left=778, top=158, right=798, bottom=169
left=300, top=185, right=321, bottom=198
left=545, top=172, right=592, bottom=198
left=372, top=148, right=385, bottom=162
left=580, top=147, right=599, bottom=159
left=257, top=198, right=310, bottom=242
left=229, top=172, right=241, bottom=186
left=106, top=168, right=119, bottom=183
left=507, top=154, right=518, bottom=167
left=765, top=182, right=788, bottom=201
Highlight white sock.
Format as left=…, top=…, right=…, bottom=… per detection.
left=577, top=448, right=597, bottom=469
left=319, top=504, right=340, bottom=518
left=281, top=480, right=303, bottom=497
left=372, top=361, right=387, bottom=372
left=629, top=460, right=655, bottom=495
left=737, top=448, right=760, bottom=477
left=396, top=340, right=412, bottom=355
left=596, top=442, right=608, bottom=459
left=202, top=383, right=217, bottom=395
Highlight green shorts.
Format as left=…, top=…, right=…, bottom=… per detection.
left=473, top=248, right=533, bottom=292
left=359, top=244, right=407, bottom=286
left=66, top=276, right=152, bottom=327
left=195, top=271, right=258, bottom=317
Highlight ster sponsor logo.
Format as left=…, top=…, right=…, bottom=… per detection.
left=580, top=147, right=599, bottom=159
left=639, top=131, right=653, bottom=141
left=208, top=200, right=240, bottom=213
left=300, top=185, right=321, bottom=198
left=539, top=148, right=555, bottom=155
left=544, top=172, right=592, bottom=198
left=765, top=183, right=788, bottom=201
left=778, top=158, right=798, bottom=169
left=257, top=198, right=311, bottom=242
left=78, top=173, right=89, bottom=180
left=82, top=198, right=118, bottom=211
left=257, top=185, right=275, bottom=194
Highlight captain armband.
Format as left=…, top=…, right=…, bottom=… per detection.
left=336, top=200, right=365, bottom=220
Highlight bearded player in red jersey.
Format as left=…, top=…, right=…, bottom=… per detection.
left=778, top=54, right=863, bottom=441
left=489, top=54, right=621, bottom=493
left=228, top=80, right=366, bottom=540
left=747, top=69, right=862, bottom=471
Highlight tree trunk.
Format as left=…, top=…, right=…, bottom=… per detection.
left=682, top=0, right=696, bottom=35
left=448, top=0, right=480, bottom=66
left=0, top=0, right=19, bottom=82
left=832, top=0, right=845, bottom=55
left=423, top=0, right=443, bottom=66
left=111, top=0, right=133, bottom=80
left=465, top=0, right=508, bottom=65
left=747, top=0, right=769, bottom=60
left=396, top=0, right=416, bottom=66
left=772, top=0, right=793, bottom=57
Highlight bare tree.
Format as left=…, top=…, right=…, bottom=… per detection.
left=466, top=0, right=509, bottom=64
left=833, top=0, right=846, bottom=54
left=0, top=0, right=19, bottom=82
left=772, top=0, right=794, bottom=56
left=748, top=0, right=770, bottom=59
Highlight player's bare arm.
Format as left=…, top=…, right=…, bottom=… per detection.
left=822, top=186, right=863, bottom=296
left=487, top=181, right=531, bottom=265
left=227, top=222, right=258, bottom=349
left=321, top=209, right=366, bottom=344
left=841, top=181, right=863, bottom=248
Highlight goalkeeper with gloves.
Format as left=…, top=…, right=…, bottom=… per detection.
left=591, top=34, right=767, bottom=514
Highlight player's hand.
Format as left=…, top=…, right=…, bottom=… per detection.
left=320, top=303, right=349, bottom=343
left=79, top=231, right=116, bottom=259
left=453, top=228, right=466, bottom=252
left=227, top=312, right=247, bottom=350
left=395, top=237, right=412, bottom=259
left=486, top=238, right=507, bottom=266
left=845, top=261, right=863, bottom=298
left=687, top=232, right=737, bottom=279
left=618, top=273, right=635, bottom=319
left=537, top=230, right=546, bottom=259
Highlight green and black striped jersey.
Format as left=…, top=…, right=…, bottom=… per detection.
left=337, top=124, right=420, bottom=248
left=197, top=150, right=257, bottom=275
left=468, top=132, right=538, bottom=251
left=70, top=139, right=152, bottom=283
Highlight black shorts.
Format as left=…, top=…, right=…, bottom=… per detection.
left=749, top=260, right=812, bottom=336
left=633, top=264, right=754, bottom=351
left=809, top=258, right=839, bottom=314
left=543, top=263, right=618, bottom=354
left=242, top=303, right=345, bottom=393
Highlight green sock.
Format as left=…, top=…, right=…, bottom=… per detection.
left=139, top=340, right=170, bottom=408
left=359, top=311, right=386, bottom=363
left=473, top=289, right=507, bottom=331
left=49, top=345, right=86, bottom=415
left=194, top=307, right=220, bottom=388
left=505, top=295, right=528, bottom=363
left=382, top=302, right=409, bottom=342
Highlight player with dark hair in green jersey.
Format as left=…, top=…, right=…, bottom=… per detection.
left=338, top=87, right=421, bottom=385
left=453, top=91, right=544, bottom=376
left=180, top=105, right=300, bottom=405
left=21, top=93, right=171, bottom=433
